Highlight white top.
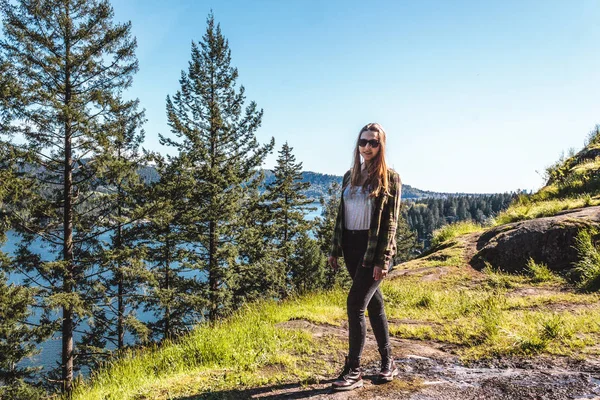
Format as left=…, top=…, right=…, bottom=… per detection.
left=343, top=184, right=372, bottom=230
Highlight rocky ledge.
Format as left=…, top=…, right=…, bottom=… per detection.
left=470, top=206, right=600, bottom=273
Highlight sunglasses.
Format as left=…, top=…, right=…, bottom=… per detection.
left=358, top=139, right=380, bottom=148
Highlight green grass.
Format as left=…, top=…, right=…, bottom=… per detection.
left=395, top=238, right=467, bottom=272
left=481, top=262, right=524, bottom=289
left=573, top=228, right=600, bottom=292
left=526, top=258, right=564, bottom=284
left=494, top=196, right=600, bottom=225
left=384, top=272, right=600, bottom=359
left=70, top=291, right=348, bottom=400
left=539, top=155, right=600, bottom=200
left=430, top=220, right=486, bottom=249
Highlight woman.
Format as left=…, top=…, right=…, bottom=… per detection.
left=328, top=122, right=401, bottom=391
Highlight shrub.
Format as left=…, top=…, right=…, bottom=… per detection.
left=540, top=314, right=572, bottom=341
left=585, top=125, right=600, bottom=148
left=573, top=228, right=600, bottom=292
left=526, top=258, right=559, bottom=284
left=482, top=262, right=517, bottom=289
left=476, top=294, right=504, bottom=342
left=415, top=293, right=434, bottom=309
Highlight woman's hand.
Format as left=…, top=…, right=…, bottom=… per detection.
left=328, top=256, right=339, bottom=270
left=373, top=266, right=388, bottom=281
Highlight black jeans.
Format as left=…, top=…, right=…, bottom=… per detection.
left=342, top=229, right=391, bottom=362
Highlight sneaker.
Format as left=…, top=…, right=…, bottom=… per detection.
left=378, top=356, right=399, bottom=382
left=332, top=357, right=363, bottom=391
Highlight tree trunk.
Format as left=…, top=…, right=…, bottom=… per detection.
left=117, top=223, right=124, bottom=349
left=117, top=148, right=124, bottom=349
left=209, top=220, right=217, bottom=320
left=62, top=4, right=74, bottom=392
left=164, top=236, right=171, bottom=339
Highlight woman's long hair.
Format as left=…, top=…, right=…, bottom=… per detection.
left=351, top=122, right=390, bottom=198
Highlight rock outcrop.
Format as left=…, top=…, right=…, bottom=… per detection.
left=470, top=206, right=600, bottom=273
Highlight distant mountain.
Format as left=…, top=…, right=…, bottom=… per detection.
left=261, top=170, right=478, bottom=201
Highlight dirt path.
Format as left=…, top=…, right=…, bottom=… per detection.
left=225, top=320, right=600, bottom=400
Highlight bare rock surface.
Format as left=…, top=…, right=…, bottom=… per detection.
left=470, top=206, right=600, bottom=273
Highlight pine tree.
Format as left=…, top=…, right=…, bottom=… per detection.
left=0, top=274, right=51, bottom=400
left=456, top=198, right=469, bottom=221
left=0, top=145, right=52, bottom=399
left=161, top=13, right=274, bottom=320
left=290, top=231, right=326, bottom=293
left=234, top=170, right=282, bottom=303
left=0, top=0, right=140, bottom=392
left=136, top=155, right=208, bottom=340
left=78, top=101, right=150, bottom=366
left=315, top=181, right=351, bottom=289
left=265, top=143, right=314, bottom=295
left=394, top=203, right=421, bottom=264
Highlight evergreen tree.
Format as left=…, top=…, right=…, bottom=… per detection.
left=454, top=198, right=466, bottom=221
left=290, top=231, right=326, bottom=294
left=161, top=13, right=274, bottom=320
left=78, top=101, right=150, bottom=365
left=394, top=203, right=421, bottom=264
left=0, top=146, right=52, bottom=399
left=315, top=181, right=351, bottom=289
left=234, top=170, right=282, bottom=303
left=265, top=142, right=314, bottom=295
left=0, top=274, right=51, bottom=400
left=0, top=0, right=140, bottom=392
left=138, top=155, right=208, bottom=340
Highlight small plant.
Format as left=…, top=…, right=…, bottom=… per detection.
left=515, top=193, right=532, bottom=206
left=415, top=293, right=434, bottom=309
left=482, top=262, right=517, bottom=289
left=526, top=258, right=560, bottom=284
left=543, top=151, right=570, bottom=186
left=540, top=314, right=572, bottom=341
left=518, top=336, right=548, bottom=354
left=585, top=124, right=600, bottom=148
left=511, top=314, right=573, bottom=355
left=573, top=228, right=600, bottom=292
left=476, top=294, right=504, bottom=342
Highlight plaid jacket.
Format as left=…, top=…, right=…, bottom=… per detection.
left=330, top=168, right=402, bottom=269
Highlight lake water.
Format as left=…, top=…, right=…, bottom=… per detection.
left=3, top=202, right=324, bottom=377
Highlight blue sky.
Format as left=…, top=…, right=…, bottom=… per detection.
left=112, top=0, right=600, bottom=193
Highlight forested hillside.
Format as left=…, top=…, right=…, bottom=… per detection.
left=404, top=193, right=515, bottom=247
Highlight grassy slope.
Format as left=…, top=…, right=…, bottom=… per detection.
left=72, top=235, right=600, bottom=400
left=493, top=141, right=600, bottom=225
